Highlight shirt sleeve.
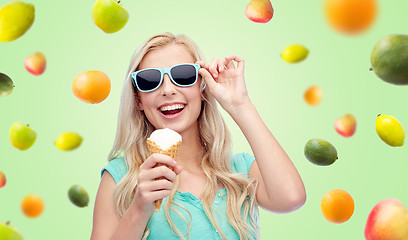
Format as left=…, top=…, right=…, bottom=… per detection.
left=231, top=152, right=256, bottom=175
left=101, top=157, right=128, bottom=184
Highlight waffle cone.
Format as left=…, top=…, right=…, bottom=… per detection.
left=146, top=138, right=181, bottom=212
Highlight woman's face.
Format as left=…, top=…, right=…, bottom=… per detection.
left=137, top=43, right=202, bottom=135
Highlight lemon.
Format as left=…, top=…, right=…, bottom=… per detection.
left=54, top=132, right=83, bottom=151
left=375, top=114, right=405, bottom=147
left=304, top=138, right=338, bottom=166
left=281, top=44, right=309, bottom=63
left=0, top=1, right=35, bottom=42
left=68, top=185, right=89, bottom=207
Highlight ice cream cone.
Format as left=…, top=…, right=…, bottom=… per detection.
left=146, top=138, right=182, bottom=212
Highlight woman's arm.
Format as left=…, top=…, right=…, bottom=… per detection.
left=91, top=154, right=182, bottom=239
left=230, top=101, right=306, bottom=213
left=198, top=56, right=306, bottom=213
left=90, top=171, right=150, bottom=240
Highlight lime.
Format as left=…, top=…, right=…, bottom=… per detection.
left=375, top=114, right=405, bottom=147
left=0, top=73, right=14, bottom=97
left=68, top=185, right=89, bottom=208
left=281, top=44, right=309, bottom=63
left=304, top=138, right=338, bottom=166
left=55, top=132, right=82, bottom=151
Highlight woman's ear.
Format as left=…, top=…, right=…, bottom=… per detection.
left=138, top=102, right=144, bottom=111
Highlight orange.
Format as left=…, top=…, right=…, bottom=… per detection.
left=304, top=85, right=322, bottom=106
left=72, top=70, right=111, bottom=104
left=325, top=0, right=377, bottom=35
left=321, top=189, right=354, bottom=223
left=21, top=194, right=44, bottom=218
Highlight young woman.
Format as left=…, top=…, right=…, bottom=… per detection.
left=91, top=32, right=306, bottom=240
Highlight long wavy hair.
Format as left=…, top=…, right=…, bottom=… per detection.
left=108, top=32, right=259, bottom=240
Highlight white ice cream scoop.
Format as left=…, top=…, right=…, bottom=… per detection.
left=148, top=128, right=182, bottom=150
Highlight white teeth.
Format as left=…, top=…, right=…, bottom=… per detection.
left=160, top=104, right=184, bottom=112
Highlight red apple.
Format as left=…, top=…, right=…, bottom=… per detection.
left=24, top=52, right=46, bottom=75
left=334, top=114, right=356, bottom=137
left=245, top=0, right=274, bottom=23
left=0, top=171, right=6, bottom=188
left=365, top=198, right=408, bottom=240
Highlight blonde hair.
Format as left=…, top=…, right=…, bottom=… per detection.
left=108, top=32, right=259, bottom=239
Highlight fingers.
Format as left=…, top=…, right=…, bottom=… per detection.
left=136, top=187, right=171, bottom=205
left=173, top=165, right=182, bottom=175
left=149, top=165, right=177, bottom=182
left=197, top=56, right=244, bottom=74
left=196, top=60, right=209, bottom=70
left=138, top=179, right=174, bottom=193
left=196, top=55, right=244, bottom=92
left=140, top=153, right=177, bottom=170
left=225, top=55, right=244, bottom=72
left=198, top=67, right=217, bottom=91
left=209, top=58, right=219, bottom=78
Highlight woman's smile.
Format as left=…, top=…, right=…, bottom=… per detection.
left=158, top=102, right=187, bottom=119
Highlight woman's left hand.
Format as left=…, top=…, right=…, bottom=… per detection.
left=197, top=55, right=250, bottom=114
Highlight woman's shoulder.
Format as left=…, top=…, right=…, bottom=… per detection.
left=231, top=152, right=255, bottom=175
left=101, top=157, right=128, bottom=184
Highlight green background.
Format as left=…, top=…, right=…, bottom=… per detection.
left=1, top=0, right=407, bottom=239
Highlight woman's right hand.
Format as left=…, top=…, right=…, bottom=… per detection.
left=132, top=153, right=182, bottom=215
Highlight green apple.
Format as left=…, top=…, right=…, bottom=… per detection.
left=0, top=1, right=35, bottom=42
left=0, top=221, right=23, bottom=240
left=0, top=73, right=14, bottom=97
left=92, top=0, right=129, bottom=33
left=9, top=122, right=37, bottom=151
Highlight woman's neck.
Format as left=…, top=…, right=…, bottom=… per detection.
left=176, top=126, right=203, bottom=171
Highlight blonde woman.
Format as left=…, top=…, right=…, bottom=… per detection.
left=91, top=32, right=306, bottom=240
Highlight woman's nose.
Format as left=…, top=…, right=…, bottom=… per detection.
left=159, top=74, right=176, bottom=96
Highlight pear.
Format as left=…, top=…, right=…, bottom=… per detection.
left=0, top=221, right=23, bottom=240
left=0, top=73, right=14, bottom=97
left=9, top=122, right=37, bottom=151
left=371, top=34, right=408, bottom=85
left=0, top=1, right=35, bottom=42
left=245, top=0, right=274, bottom=23
left=92, top=0, right=129, bottom=33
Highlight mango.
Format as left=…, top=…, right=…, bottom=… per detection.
left=24, top=52, right=46, bottom=75
left=371, top=34, right=408, bottom=85
left=245, top=0, right=274, bottom=23
left=0, top=73, right=14, bottom=97
left=0, top=1, right=35, bottom=42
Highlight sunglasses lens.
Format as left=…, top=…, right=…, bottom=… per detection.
left=136, top=69, right=161, bottom=91
left=171, top=64, right=197, bottom=86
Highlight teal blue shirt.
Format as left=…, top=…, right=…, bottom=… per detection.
left=101, top=153, right=259, bottom=239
